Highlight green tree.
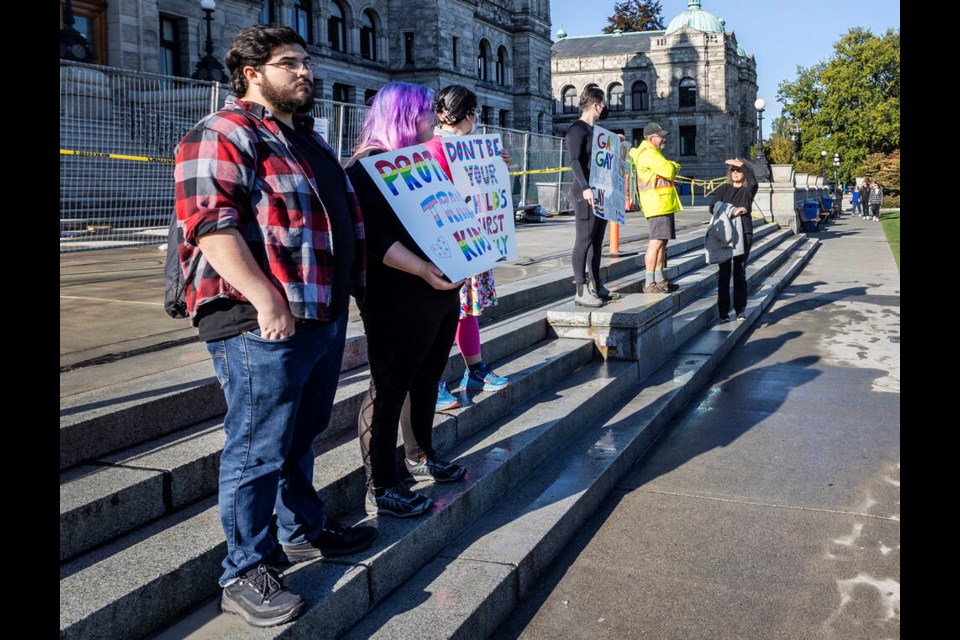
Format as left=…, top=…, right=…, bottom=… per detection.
left=777, top=27, right=899, bottom=184
left=603, top=0, right=665, bottom=33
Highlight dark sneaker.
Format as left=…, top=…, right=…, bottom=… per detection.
left=736, top=313, right=746, bottom=322
left=366, top=484, right=434, bottom=518
left=461, top=363, right=509, bottom=392
left=436, top=380, right=460, bottom=412
left=718, top=314, right=730, bottom=323
left=406, top=456, right=467, bottom=483
left=281, top=518, right=378, bottom=562
left=589, top=281, right=622, bottom=301
left=221, top=563, right=303, bottom=627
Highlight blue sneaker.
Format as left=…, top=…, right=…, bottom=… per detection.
left=436, top=380, right=460, bottom=412
left=461, top=363, right=509, bottom=392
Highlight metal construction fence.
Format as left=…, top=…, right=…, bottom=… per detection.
left=60, top=61, right=571, bottom=252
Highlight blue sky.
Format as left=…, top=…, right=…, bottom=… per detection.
left=549, top=0, right=901, bottom=125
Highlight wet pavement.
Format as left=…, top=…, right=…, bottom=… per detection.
left=496, top=212, right=901, bottom=639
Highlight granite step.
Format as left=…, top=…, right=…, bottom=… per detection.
left=335, top=236, right=821, bottom=640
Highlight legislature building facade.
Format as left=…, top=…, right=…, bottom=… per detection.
left=550, top=0, right=760, bottom=179
left=60, top=0, right=555, bottom=134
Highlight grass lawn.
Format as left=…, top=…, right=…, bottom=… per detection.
left=880, top=210, right=900, bottom=270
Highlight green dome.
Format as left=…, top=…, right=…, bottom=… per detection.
left=556, top=25, right=567, bottom=40
left=736, top=43, right=747, bottom=57
left=665, top=1, right=725, bottom=34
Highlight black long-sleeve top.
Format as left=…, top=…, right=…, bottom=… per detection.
left=565, top=120, right=593, bottom=192
left=709, top=161, right=760, bottom=234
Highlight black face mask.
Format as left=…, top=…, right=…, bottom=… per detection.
left=597, top=105, right=610, bottom=121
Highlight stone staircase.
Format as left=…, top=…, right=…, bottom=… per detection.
left=59, top=222, right=818, bottom=639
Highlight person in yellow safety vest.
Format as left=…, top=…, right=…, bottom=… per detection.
left=629, top=122, right=682, bottom=293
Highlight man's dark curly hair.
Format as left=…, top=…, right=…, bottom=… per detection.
left=225, top=25, right=308, bottom=97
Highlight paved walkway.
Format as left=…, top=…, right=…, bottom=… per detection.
left=496, top=212, right=901, bottom=639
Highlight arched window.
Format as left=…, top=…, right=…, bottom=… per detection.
left=477, top=39, right=490, bottom=81
left=679, top=77, right=697, bottom=108
left=496, top=46, right=508, bottom=86
left=608, top=83, right=624, bottom=111
left=631, top=80, right=649, bottom=111
left=290, top=1, right=311, bottom=42
left=360, top=9, right=377, bottom=60
left=562, top=86, right=578, bottom=114
left=328, top=2, right=346, bottom=52
left=259, top=0, right=276, bottom=24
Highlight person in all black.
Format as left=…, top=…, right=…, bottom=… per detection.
left=565, top=86, right=621, bottom=307
left=345, top=82, right=467, bottom=520
left=709, top=158, right=759, bottom=322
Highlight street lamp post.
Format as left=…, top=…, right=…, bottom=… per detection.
left=192, top=0, right=229, bottom=83
left=753, top=98, right=770, bottom=181
left=833, top=152, right=840, bottom=189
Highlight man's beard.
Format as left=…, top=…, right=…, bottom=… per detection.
left=260, top=75, right=314, bottom=114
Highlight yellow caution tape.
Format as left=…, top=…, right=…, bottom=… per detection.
left=60, top=149, right=174, bottom=163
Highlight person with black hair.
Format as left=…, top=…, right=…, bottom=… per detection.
left=709, top=158, right=758, bottom=322
left=423, top=85, right=510, bottom=411
left=565, top=86, right=621, bottom=307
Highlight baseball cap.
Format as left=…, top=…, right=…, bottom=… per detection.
left=643, top=122, right=669, bottom=137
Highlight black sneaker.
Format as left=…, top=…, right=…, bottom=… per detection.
left=366, top=484, right=434, bottom=518
left=281, top=517, right=378, bottom=562
left=221, top=563, right=304, bottom=627
left=405, top=456, right=467, bottom=483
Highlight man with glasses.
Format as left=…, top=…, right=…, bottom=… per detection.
left=174, top=24, right=375, bottom=627
left=630, top=122, right=682, bottom=293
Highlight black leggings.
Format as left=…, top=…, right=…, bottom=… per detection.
left=571, top=195, right=608, bottom=285
left=717, top=234, right=753, bottom=317
left=358, top=288, right=459, bottom=490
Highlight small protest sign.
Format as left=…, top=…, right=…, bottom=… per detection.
left=589, top=125, right=627, bottom=225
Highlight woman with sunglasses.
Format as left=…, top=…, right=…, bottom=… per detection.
left=709, top=158, right=758, bottom=322
left=422, top=85, right=510, bottom=411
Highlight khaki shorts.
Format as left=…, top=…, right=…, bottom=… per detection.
left=648, top=213, right=676, bottom=240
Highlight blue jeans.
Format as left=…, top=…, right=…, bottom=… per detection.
left=207, top=314, right=347, bottom=586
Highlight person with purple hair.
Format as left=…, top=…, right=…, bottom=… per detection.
left=345, top=82, right=468, bottom=519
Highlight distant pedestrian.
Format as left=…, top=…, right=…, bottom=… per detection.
left=850, top=184, right=862, bottom=216
left=869, top=182, right=884, bottom=221
left=859, top=183, right=870, bottom=218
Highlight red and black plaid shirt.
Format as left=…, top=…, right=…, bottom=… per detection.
left=174, top=97, right=365, bottom=324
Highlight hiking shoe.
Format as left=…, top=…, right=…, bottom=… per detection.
left=461, top=363, right=510, bottom=392
left=656, top=280, right=678, bottom=293
left=221, top=563, right=303, bottom=627
left=643, top=282, right=662, bottom=294
left=436, top=380, right=460, bottom=412
left=589, top=281, right=622, bottom=301
left=406, top=456, right=467, bottom=483
left=281, top=518, right=378, bottom=562
left=366, top=484, right=434, bottom=518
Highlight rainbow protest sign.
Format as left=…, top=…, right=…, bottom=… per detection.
left=441, top=134, right=518, bottom=260
left=359, top=145, right=502, bottom=282
left=589, top=125, right=627, bottom=225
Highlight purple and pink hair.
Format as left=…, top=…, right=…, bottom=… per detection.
left=349, top=82, right=435, bottom=163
